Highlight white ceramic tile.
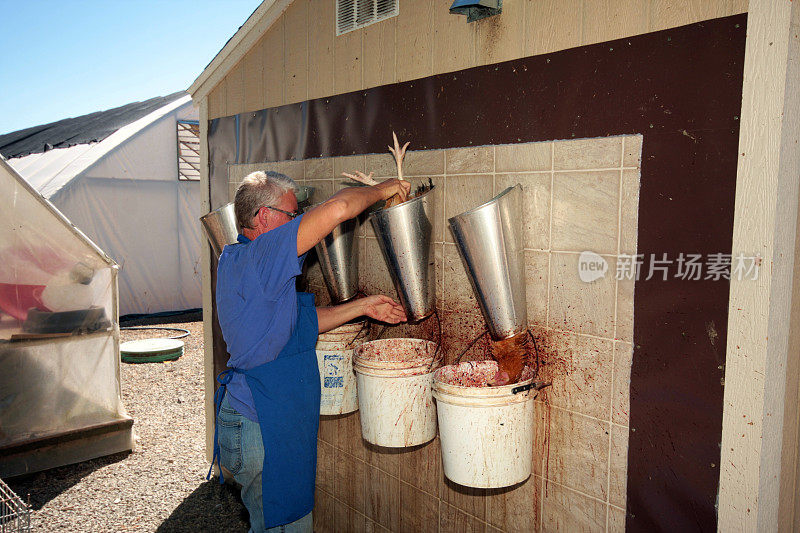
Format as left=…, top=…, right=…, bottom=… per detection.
left=406, top=176, right=443, bottom=243
left=609, top=423, right=629, bottom=508
left=439, top=477, right=487, bottom=522
left=334, top=155, right=367, bottom=177
left=534, top=328, right=614, bottom=420
left=495, top=141, right=552, bottom=173
left=616, top=274, right=635, bottom=343
left=404, top=149, right=445, bottom=177
left=496, top=173, right=550, bottom=250
left=398, top=482, right=439, bottom=533
left=612, top=342, right=633, bottom=426
left=549, top=253, right=617, bottom=339
left=608, top=505, right=626, bottom=533
left=551, top=170, right=620, bottom=254
left=440, top=503, right=484, bottom=533
left=365, top=466, right=400, bottom=529
left=363, top=238, right=395, bottom=297
left=540, top=477, right=607, bottom=531
left=623, top=135, right=642, bottom=168
left=365, top=152, right=398, bottom=178
left=306, top=157, right=334, bottom=180
left=442, top=243, right=481, bottom=314
left=485, top=474, right=540, bottom=532
left=538, top=406, right=610, bottom=499
left=553, top=137, right=623, bottom=170
left=440, top=311, right=489, bottom=366
left=445, top=146, right=494, bottom=174
left=525, top=250, right=549, bottom=327
left=309, top=180, right=335, bottom=204
left=444, top=174, right=494, bottom=243
left=620, top=169, right=641, bottom=256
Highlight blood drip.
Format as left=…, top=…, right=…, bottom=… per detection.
left=489, top=331, right=529, bottom=385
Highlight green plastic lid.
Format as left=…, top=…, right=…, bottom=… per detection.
left=120, top=338, right=184, bottom=363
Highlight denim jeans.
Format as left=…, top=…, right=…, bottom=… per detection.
left=217, top=394, right=313, bottom=533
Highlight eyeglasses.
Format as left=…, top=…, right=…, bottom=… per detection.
left=254, top=205, right=301, bottom=219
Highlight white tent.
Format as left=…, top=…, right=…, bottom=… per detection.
left=0, top=156, right=133, bottom=477
left=1, top=93, right=203, bottom=316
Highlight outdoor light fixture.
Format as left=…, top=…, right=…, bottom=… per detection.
left=449, top=0, right=501, bottom=22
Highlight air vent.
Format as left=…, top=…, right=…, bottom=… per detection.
left=336, top=0, right=398, bottom=36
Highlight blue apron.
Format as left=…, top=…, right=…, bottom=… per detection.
left=210, top=291, right=321, bottom=529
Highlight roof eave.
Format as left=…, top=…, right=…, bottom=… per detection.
left=188, top=0, right=292, bottom=102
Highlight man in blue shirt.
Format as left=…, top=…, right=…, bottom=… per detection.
left=212, top=170, right=410, bottom=532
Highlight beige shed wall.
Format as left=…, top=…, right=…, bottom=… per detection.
left=192, top=1, right=800, bottom=531
left=205, top=0, right=747, bottom=120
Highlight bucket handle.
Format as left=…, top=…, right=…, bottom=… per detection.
left=453, top=328, right=489, bottom=366
left=425, top=309, right=444, bottom=372
left=527, top=329, right=541, bottom=377
left=451, top=327, right=542, bottom=378
left=345, top=320, right=371, bottom=347
left=345, top=291, right=373, bottom=347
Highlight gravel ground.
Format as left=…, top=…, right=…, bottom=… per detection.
left=7, top=313, right=251, bottom=532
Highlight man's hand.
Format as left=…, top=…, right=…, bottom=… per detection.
left=375, top=178, right=411, bottom=204
left=298, top=177, right=412, bottom=257
left=361, top=295, right=407, bottom=324
left=317, top=294, right=408, bottom=333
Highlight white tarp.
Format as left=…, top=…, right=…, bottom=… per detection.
left=9, top=97, right=203, bottom=316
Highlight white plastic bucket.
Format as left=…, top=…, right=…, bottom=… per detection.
left=433, top=361, right=535, bottom=488
left=353, top=338, right=438, bottom=447
left=316, top=321, right=368, bottom=415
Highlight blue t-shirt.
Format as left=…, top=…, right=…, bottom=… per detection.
left=216, top=215, right=307, bottom=421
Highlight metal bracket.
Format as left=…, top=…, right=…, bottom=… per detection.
left=512, top=380, right=552, bottom=395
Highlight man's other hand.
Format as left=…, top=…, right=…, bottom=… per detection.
left=361, top=295, right=407, bottom=324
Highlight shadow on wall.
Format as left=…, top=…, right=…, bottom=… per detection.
left=156, top=480, right=249, bottom=532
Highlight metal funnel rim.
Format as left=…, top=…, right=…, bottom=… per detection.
left=295, top=185, right=315, bottom=204
left=368, top=186, right=436, bottom=218
left=447, top=185, right=520, bottom=224
left=200, top=201, right=236, bottom=223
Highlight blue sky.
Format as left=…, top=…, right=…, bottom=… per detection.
left=0, top=0, right=263, bottom=135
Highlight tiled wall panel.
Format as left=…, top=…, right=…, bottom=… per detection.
left=227, top=135, right=642, bottom=531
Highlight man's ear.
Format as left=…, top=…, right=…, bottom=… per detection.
left=254, top=206, right=267, bottom=228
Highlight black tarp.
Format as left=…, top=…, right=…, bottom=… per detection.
left=0, top=91, right=187, bottom=159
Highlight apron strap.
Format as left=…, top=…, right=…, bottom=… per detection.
left=207, top=368, right=235, bottom=484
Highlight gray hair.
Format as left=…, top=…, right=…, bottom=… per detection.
left=235, top=170, right=298, bottom=229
